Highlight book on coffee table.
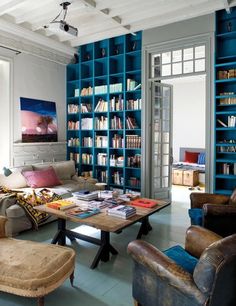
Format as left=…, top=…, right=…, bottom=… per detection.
left=130, top=198, right=159, bottom=208
left=46, top=199, right=77, bottom=210
left=65, top=207, right=100, bottom=219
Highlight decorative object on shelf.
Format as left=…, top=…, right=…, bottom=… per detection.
left=114, top=47, right=119, bottom=55
left=132, top=41, right=136, bottom=51
left=227, top=21, right=232, bottom=32
left=86, top=52, right=90, bottom=60
left=101, top=48, right=106, bottom=57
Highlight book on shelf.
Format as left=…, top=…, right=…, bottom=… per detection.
left=111, top=116, right=123, bottom=129
left=94, top=99, right=108, bottom=112
left=94, top=116, right=108, bottom=130
left=94, top=85, right=108, bottom=95
left=46, top=199, right=77, bottom=210
left=81, top=103, right=92, bottom=113
left=68, top=120, right=79, bottom=130
left=97, top=153, right=108, bottom=165
left=133, top=83, right=141, bottom=90
left=74, top=88, right=80, bottom=97
left=81, top=153, right=93, bottom=165
left=126, top=116, right=139, bottom=129
left=130, top=198, right=159, bottom=208
left=81, top=118, right=93, bottom=130
left=127, top=78, right=138, bottom=91
left=110, top=95, right=123, bottom=111
left=66, top=207, right=100, bottom=219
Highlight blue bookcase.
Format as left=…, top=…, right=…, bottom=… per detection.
left=66, top=32, right=142, bottom=193
left=215, top=8, right=236, bottom=195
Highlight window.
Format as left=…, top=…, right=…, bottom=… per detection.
left=151, top=44, right=206, bottom=78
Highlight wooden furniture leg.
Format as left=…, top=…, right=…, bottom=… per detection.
left=38, top=296, right=44, bottom=306
left=134, top=299, right=141, bottom=306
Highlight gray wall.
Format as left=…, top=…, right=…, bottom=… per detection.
left=143, top=14, right=215, bottom=46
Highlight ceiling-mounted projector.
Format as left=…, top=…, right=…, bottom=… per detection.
left=44, top=2, right=78, bottom=37
left=59, top=20, right=78, bottom=36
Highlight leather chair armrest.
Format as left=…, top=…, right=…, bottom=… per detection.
left=185, top=225, right=222, bottom=258
left=0, top=216, right=7, bottom=238
left=203, top=204, right=236, bottom=216
left=190, top=192, right=229, bottom=209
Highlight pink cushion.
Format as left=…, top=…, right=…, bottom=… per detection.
left=184, top=151, right=199, bottom=163
left=22, top=167, right=62, bottom=188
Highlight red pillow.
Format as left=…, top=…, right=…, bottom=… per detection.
left=22, top=167, right=62, bottom=188
left=184, top=151, right=199, bottom=163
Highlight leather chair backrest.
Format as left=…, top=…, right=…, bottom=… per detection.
left=193, top=234, right=236, bottom=306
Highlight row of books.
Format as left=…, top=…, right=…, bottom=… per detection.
left=221, top=163, right=236, bottom=175
left=81, top=118, right=93, bottom=130
left=112, top=134, right=124, bottom=148
left=110, top=95, right=124, bottom=111
left=70, top=153, right=80, bottom=163
left=68, top=138, right=80, bottom=147
left=94, top=85, right=108, bottom=95
left=82, top=137, right=93, bottom=147
left=217, top=116, right=236, bottom=127
left=81, top=86, right=93, bottom=96
left=219, top=97, right=236, bottom=105
left=126, top=135, right=141, bottom=148
left=82, top=153, right=93, bottom=165
left=111, top=116, right=123, bottom=129
left=112, top=171, right=124, bottom=185
left=128, top=177, right=141, bottom=188
left=68, top=120, right=79, bottom=130
left=127, top=79, right=140, bottom=91
left=68, top=104, right=79, bottom=114
left=94, top=99, right=108, bottom=112
left=97, top=153, right=107, bottom=165
left=94, top=116, right=108, bottom=130
left=95, top=135, right=108, bottom=148
left=110, top=155, right=124, bottom=167
left=127, top=99, right=142, bottom=110
left=126, top=116, right=139, bottom=129
left=96, top=169, right=108, bottom=183
left=81, top=103, right=92, bottom=113
left=110, top=83, right=123, bottom=93
left=218, top=70, right=236, bottom=80
left=127, top=154, right=141, bottom=168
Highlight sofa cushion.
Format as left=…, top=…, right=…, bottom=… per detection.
left=6, top=204, right=26, bottom=218
left=33, top=160, right=76, bottom=180
left=164, top=245, right=198, bottom=274
left=0, top=172, right=28, bottom=189
left=22, top=167, right=62, bottom=188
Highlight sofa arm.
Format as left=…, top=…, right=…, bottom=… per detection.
left=0, top=216, right=7, bottom=238
left=190, top=192, right=229, bottom=209
left=185, top=226, right=222, bottom=258
left=0, top=195, right=17, bottom=216
left=128, top=240, right=206, bottom=302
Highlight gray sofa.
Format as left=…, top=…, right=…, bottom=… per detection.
left=0, top=160, right=98, bottom=236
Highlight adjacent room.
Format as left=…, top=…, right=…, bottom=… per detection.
left=0, top=1, right=236, bottom=306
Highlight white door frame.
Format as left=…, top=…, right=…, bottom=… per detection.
left=141, top=33, right=214, bottom=197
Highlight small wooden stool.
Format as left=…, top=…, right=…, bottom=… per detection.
left=0, top=216, right=75, bottom=306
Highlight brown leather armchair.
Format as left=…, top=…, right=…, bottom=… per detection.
left=190, top=192, right=236, bottom=237
left=128, top=226, right=236, bottom=306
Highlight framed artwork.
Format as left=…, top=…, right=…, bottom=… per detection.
left=20, top=97, right=58, bottom=142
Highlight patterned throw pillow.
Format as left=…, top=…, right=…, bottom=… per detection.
left=16, top=189, right=61, bottom=229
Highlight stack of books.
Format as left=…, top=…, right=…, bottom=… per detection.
left=72, top=191, right=98, bottom=201
left=107, top=205, right=136, bottom=219
left=66, top=207, right=100, bottom=219
left=46, top=199, right=77, bottom=210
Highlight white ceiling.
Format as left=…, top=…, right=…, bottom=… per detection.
left=0, top=0, right=236, bottom=60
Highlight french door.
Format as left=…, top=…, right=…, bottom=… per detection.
left=150, top=81, right=173, bottom=201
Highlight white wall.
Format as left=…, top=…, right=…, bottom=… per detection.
left=13, top=53, right=66, bottom=142
left=0, top=60, right=10, bottom=169
left=167, top=75, right=206, bottom=162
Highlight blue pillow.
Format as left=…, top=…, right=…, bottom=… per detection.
left=188, top=208, right=203, bottom=226
left=197, top=152, right=205, bottom=165
left=164, top=245, right=198, bottom=274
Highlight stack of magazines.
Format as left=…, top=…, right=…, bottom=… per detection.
left=107, top=205, right=136, bottom=219
left=72, top=191, right=98, bottom=201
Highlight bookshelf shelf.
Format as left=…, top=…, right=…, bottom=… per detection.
left=215, top=8, right=236, bottom=194
left=66, top=31, right=142, bottom=191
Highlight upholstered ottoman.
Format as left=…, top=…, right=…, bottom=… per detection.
left=0, top=216, right=75, bottom=306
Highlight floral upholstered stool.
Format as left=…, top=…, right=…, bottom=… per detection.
left=0, top=216, right=76, bottom=306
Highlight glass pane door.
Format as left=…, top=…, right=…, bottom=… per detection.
left=151, top=82, right=172, bottom=201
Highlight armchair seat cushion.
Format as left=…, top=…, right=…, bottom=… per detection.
left=164, top=245, right=198, bottom=274
left=0, top=238, right=75, bottom=296
left=188, top=208, right=203, bottom=226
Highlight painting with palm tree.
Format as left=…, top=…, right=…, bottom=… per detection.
left=20, top=97, right=58, bottom=142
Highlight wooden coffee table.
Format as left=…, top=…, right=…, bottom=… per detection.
left=36, top=199, right=170, bottom=269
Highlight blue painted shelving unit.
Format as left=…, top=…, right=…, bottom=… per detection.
left=66, top=32, right=142, bottom=193
left=215, top=8, right=236, bottom=195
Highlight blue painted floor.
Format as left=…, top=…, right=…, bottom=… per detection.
left=0, top=186, right=194, bottom=306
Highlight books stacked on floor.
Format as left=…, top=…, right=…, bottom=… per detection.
left=46, top=199, right=77, bottom=210
left=66, top=207, right=100, bottom=219
left=72, top=190, right=98, bottom=201
left=107, top=205, right=136, bottom=219
left=130, top=198, right=159, bottom=208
